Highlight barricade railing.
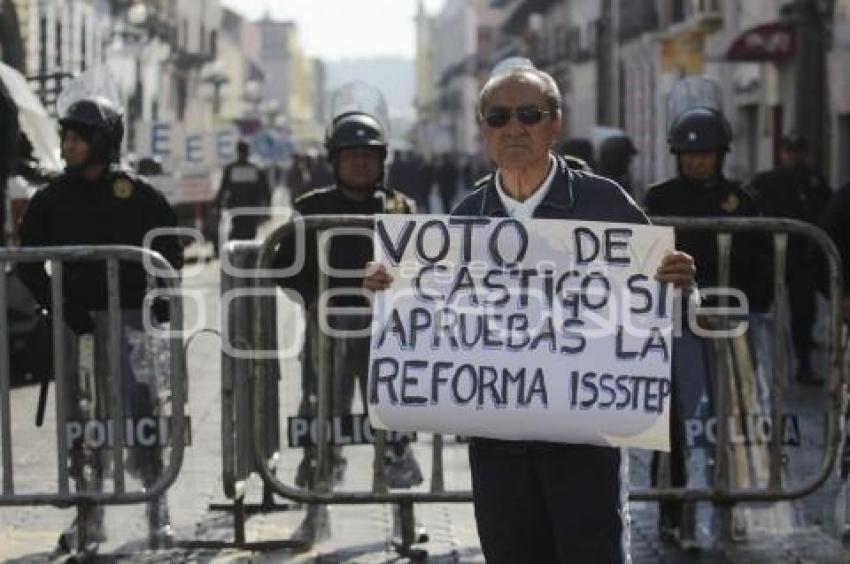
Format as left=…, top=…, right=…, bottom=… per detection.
left=634, top=216, right=845, bottom=507
left=0, top=245, right=187, bottom=508
left=246, top=215, right=845, bottom=549
left=199, top=239, right=306, bottom=551
left=252, top=216, right=470, bottom=507
left=220, top=241, right=280, bottom=504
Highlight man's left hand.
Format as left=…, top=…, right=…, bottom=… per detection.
left=656, top=251, right=696, bottom=289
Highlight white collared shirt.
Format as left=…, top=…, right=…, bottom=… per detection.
left=494, top=154, right=557, bottom=218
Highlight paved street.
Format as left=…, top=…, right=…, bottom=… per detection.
left=1, top=233, right=850, bottom=562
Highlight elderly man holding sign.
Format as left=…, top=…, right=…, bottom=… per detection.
left=364, top=66, right=695, bottom=563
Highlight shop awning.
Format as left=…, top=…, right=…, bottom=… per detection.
left=726, top=22, right=796, bottom=62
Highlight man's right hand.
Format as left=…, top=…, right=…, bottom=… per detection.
left=63, top=302, right=95, bottom=335
left=363, top=262, right=393, bottom=292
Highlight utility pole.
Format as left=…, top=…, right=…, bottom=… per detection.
left=786, top=0, right=829, bottom=170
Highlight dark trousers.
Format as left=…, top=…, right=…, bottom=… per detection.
left=788, top=272, right=816, bottom=370
left=469, top=439, right=625, bottom=564
left=229, top=215, right=260, bottom=241
left=650, top=381, right=687, bottom=528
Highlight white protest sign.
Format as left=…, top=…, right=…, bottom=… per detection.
left=367, top=215, right=676, bottom=451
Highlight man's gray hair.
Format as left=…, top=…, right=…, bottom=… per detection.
left=477, top=67, right=562, bottom=120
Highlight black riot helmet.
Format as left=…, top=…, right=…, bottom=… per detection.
left=59, top=97, right=124, bottom=164
left=668, top=107, right=731, bottom=154
left=598, top=135, right=637, bottom=177
left=324, top=111, right=388, bottom=162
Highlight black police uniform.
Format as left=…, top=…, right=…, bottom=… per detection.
left=749, top=164, right=832, bottom=378
left=822, top=183, right=850, bottom=297
left=272, top=183, right=415, bottom=492
left=216, top=158, right=272, bottom=241
left=18, top=169, right=183, bottom=317
left=644, top=104, right=771, bottom=542
left=598, top=135, right=638, bottom=196
left=645, top=177, right=771, bottom=312
left=645, top=177, right=773, bottom=531
left=17, top=167, right=182, bottom=549
left=277, top=184, right=413, bottom=302
left=18, top=95, right=182, bottom=550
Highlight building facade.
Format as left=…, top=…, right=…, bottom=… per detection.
left=415, top=0, right=499, bottom=156
left=424, top=0, right=843, bottom=193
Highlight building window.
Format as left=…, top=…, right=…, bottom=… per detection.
left=39, top=15, right=47, bottom=74
left=671, top=0, right=685, bottom=23
left=55, top=17, right=62, bottom=69
left=175, top=75, right=187, bottom=120
left=81, top=18, right=87, bottom=71
left=210, top=30, right=218, bottom=58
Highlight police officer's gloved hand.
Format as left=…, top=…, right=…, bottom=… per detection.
left=63, top=301, right=95, bottom=335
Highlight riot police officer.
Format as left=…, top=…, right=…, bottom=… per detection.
left=16, top=96, right=183, bottom=551
left=215, top=139, right=272, bottom=254
left=598, top=134, right=638, bottom=196
left=273, top=98, right=420, bottom=542
left=749, top=133, right=832, bottom=385
left=646, top=107, right=770, bottom=309
left=645, top=106, right=771, bottom=548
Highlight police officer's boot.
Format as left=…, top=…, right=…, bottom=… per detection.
left=146, top=494, right=175, bottom=549
left=384, top=439, right=423, bottom=488
left=292, top=504, right=331, bottom=544
left=55, top=504, right=106, bottom=554
left=55, top=476, right=106, bottom=554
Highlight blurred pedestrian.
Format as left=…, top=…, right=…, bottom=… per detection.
left=749, top=133, right=832, bottom=385
left=558, top=137, right=596, bottom=170
left=598, top=134, right=638, bottom=196
left=411, top=153, right=434, bottom=212
left=215, top=139, right=271, bottom=253
left=286, top=153, right=312, bottom=201
left=436, top=153, right=458, bottom=213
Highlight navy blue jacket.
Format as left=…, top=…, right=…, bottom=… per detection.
left=453, top=153, right=650, bottom=451
left=453, top=153, right=648, bottom=225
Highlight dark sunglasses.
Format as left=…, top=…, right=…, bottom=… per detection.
left=483, top=105, right=551, bottom=128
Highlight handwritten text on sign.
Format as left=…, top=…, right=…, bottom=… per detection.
left=367, top=215, right=675, bottom=451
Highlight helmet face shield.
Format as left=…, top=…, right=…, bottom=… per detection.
left=58, top=98, right=124, bottom=164
left=325, top=112, right=388, bottom=159
left=324, top=82, right=390, bottom=188
left=56, top=68, right=125, bottom=166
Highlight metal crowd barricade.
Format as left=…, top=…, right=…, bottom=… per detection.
left=643, top=217, right=846, bottom=542
left=246, top=215, right=846, bottom=553
left=0, top=245, right=188, bottom=553
left=194, top=240, right=305, bottom=551
left=251, top=216, right=470, bottom=559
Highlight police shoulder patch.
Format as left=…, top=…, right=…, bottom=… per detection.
left=113, top=177, right=134, bottom=199
left=720, top=193, right=739, bottom=213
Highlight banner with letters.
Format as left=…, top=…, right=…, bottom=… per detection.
left=367, top=215, right=676, bottom=451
